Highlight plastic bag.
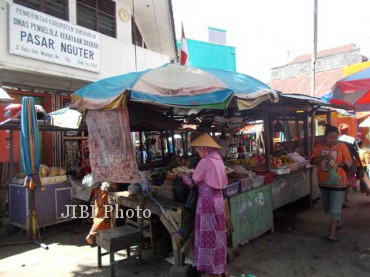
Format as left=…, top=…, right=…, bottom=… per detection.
left=325, top=167, right=340, bottom=186
left=82, top=173, right=101, bottom=189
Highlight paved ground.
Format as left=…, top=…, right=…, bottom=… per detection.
left=1, top=189, right=370, bottom=277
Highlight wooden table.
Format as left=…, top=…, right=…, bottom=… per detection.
left=113, top=193, right=194, bottom=276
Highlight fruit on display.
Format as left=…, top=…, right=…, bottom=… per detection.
left=279, top=155, right=295, bottom=165
left=232, top=153, right=265, bottom=166
left=269, top=157, right=283, bottom=168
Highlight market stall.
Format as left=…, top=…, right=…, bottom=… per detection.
left=0, top=117, right=88, bottom=232
left=234, top=94, right=353, bottom=211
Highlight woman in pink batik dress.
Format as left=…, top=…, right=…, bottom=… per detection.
left=183, top=133, right=229, bottom=277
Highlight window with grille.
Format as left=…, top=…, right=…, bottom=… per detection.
left=132, top=17, right=146, bottom=48
left=14, top=0, right=68, bottom=20
left=77, top=0, right=116, bottom=38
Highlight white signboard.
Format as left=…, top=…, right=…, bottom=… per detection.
left=9, top=3, right=101, bottom=72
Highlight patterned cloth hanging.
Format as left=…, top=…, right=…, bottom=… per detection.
left=86, top=106, right=141, bottom=183
left=64, top=140, right=80, bottom=172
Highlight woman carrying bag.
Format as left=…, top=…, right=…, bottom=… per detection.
left=311, top=125, right=352, bottom=241
left=182, top=133, right=229, bottom=277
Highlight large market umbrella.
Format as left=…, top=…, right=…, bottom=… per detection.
left=71, top=63, right=278, bottom=111
left=0, top=87, right=14, bottom=104
left=20, top=97, right=41, bottom=240
left=327, top=67, right=370, bottom=111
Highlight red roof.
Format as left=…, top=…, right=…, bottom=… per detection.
left=269, top=68, right=343, bottom=97
left=288, top=44, right=357, bottom=65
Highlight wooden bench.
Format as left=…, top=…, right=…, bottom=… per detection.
left=96, top=195, right=144, bottom=277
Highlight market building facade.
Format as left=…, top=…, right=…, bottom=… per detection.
left=0, top=0, right=177, bottom=170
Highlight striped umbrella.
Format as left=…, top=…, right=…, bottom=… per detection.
left=20, top=97, right=41, bottom=240
left=20, top=97, right=41, bottom=190
left=328, top=67, right=370, bottom=111
left=71, top=63, right=277, bottom=111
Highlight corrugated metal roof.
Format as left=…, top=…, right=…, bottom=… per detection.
left=279, top=93, right=354, bottom=110
left=269, top=68, right=343, bottom=97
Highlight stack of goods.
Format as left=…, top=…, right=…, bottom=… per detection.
left=286, top=152, right=310, bottom=168
left=13, top=164, right=68, bottom=185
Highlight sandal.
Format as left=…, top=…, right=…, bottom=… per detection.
left=327, top=225, right=343, bottom=231
left=328, top=236, right=338, bottom=241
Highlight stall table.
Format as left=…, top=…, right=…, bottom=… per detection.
left=9, top=181, right=74, bottom=230
left=271, top=167, right=311, bottom=210
left=115, top=193, right=194, bottom=276
left=227, top=183, right=274, bottom=249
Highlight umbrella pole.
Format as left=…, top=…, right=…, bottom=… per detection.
left=31, top=190, right=37, bottom=241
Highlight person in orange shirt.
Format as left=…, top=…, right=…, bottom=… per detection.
left=358, top=140, right=370, bottom=195
left=311, top=125, right=352, bottom=241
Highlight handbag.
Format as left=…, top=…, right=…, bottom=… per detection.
left=184, top=181, right=198, bottom=211
left=173, top=177, right=190, bottom=203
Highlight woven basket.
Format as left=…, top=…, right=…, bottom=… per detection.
left=228, top=171, right=250, bottom=180
left=166, top=173, right=177, bottom=181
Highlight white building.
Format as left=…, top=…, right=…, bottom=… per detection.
left=0, top=0, right=177, bottom=166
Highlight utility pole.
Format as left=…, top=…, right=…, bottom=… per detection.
left=311, top=0, right=318, bottom=97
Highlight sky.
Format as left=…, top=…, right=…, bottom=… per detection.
left=172, top=0, right=370, bottom=83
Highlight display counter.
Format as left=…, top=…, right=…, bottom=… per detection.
left=271, top=167, right=311, bottom=210
left=9, top=182, right=74, bottom=229
left=227, top=183, right=273, bottom=249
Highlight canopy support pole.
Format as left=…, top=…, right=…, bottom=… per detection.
left=8, top=130, right=14, bottom=182
left=309, top=109, right=316, bottom=207
left=161, top=132, right=165, bottom=161
left=181, top=133, right=186, bottom=157
left=139, top=132, right=144, bottom=165
left=185, top=132, right=188, bottom=158
left=303, top=113, right=309, bottom=157
left=263, top=112, right=271, bottom=170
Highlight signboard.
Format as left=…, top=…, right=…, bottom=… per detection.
left=8, top=3, right=101, bottom=72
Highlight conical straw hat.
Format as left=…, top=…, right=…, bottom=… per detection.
left=190, top=133, right=222, bottom=149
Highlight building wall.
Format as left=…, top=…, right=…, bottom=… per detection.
left=177, top=39, right=236, bottom=71
left=0, top=0, right=173, bottom=168
left=271, top=50, right=362, bottom=81
left=0, top=0, right=170, bottom=91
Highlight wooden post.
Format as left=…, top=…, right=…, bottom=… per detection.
left=303, top=113, right=309, bottom=157
left=309, top=109, right=316, bottom=207
left=160, top=131, right=165, bottom=161
left=171, top=132, right=175, bottom=157
left=268, top=114, right=274, bottom=155
left=326, top=110, right=331, bottom=125
left=310, top=109, right=316, bottom=154
left=139, top=131, right=144, bottom=164
left=181, top=132, right=186, bottom=157
left=263, top=112, right=271, bottom=170
left=185, top=131, right=188, bottom=157
left=165, top=131, right=170, bottom=158
left=295, top=119, right=301, bottom=147
left=9, top=130, right=14, bottom=181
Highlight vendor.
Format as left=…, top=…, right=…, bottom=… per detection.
left=86, top=182, right=117, bottom=245
left=183, top=133, right=229, bottom=277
